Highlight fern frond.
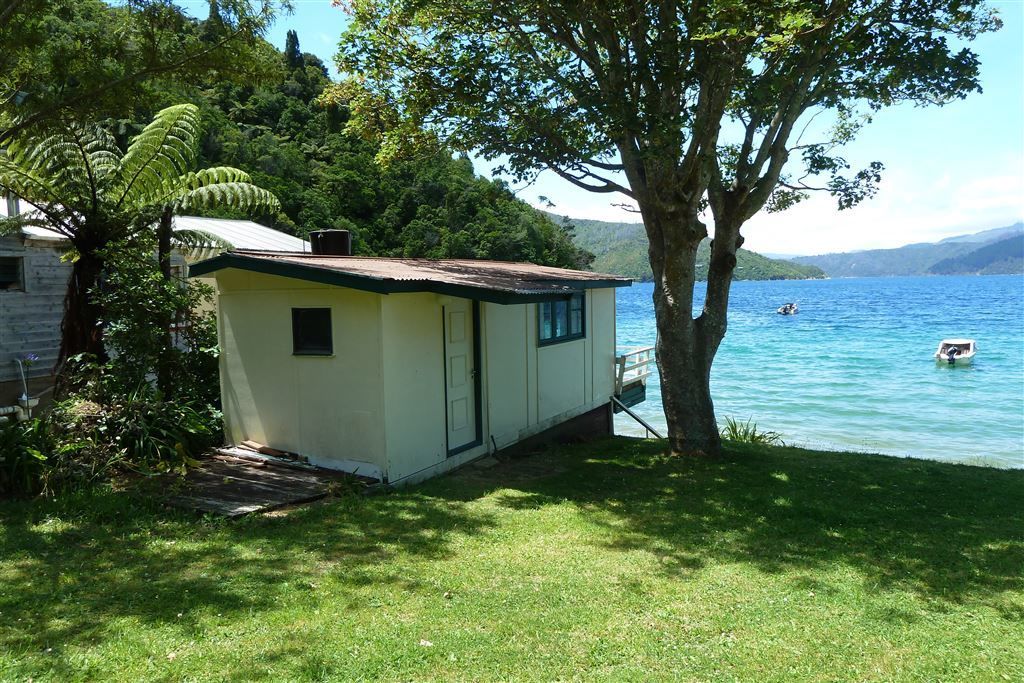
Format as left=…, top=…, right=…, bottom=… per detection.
left=0, top=212, right=73, bottom=239
left=175, top=182, right=280, bottom=215
left=194, top=167, right=253, bottom=186
left=133, top=166, right=257, bottom=209
left=117, top=104, right=202, bottom=208
left=171, top=228, right=239, bottom=264
left=172, top=228, right=234, bottom=251
left=0, top=156, right=71, bottom=209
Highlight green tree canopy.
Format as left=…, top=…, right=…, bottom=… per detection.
left=0, top=0, right=282, bottom=143
left=339, top=0, right=1000, bottom=453
left=194, top=32, right=593, bottom=269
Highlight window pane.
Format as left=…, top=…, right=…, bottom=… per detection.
left=554, top=300, right=568, bottom=337
left=292, top=308, right=333, bottom=355
left=540, top=303, right=553, bottom=340
left=0, top=257, right=22, bottom=290
left=570, top=295, right=582, bottom=335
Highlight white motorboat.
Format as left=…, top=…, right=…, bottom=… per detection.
left=934, top=338, right=976, bottom=365
left=777, top=302, right=798, bottom=315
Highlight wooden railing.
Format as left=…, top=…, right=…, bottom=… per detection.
left=613, top=346, right=662, bottom=438
left=614, top=346, right=655, bottom=396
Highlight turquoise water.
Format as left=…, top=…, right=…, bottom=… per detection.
left=615, top=275, right=1024, bottom=468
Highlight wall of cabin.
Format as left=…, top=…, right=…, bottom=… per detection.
left=380, top=293, right=448, bottom=482
left=483, top=287, right=616, bottom=451
left=213, top=269, right=618, bottom=485
left=0, top=236, right=69, bottom=405
left=381, top=287, right=617, bottom=486
left=215, top=269, right=388, bottom=479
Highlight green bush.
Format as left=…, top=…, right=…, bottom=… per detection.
left=1, top=392, right=220, bottom=499
left=720, top=417, right=785, bottom=447
left=49, top=392, right=220, bottom=478
left=0, top=419, right=50, bottom=497
left=3, top=235, right=225, bottom=499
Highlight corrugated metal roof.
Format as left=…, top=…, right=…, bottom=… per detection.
left=1, top=200, right=308, bottom=252
left=190, top=250, right=631, bottom=304
left=173, top=216, right=308, bottom=252
left=0, top=200, right=65, bottom=241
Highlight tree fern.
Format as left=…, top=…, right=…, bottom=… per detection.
left=0, top=103, right=281, bottom=374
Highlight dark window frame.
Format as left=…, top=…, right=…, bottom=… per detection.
left=538, top=293, right=586, bottom=346
left=0, top=256, right=24, bottom=292
left=291, top=307, right=333, bottom=356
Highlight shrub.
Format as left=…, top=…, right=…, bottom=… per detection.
left=0, top=419, right=49, bottom=497
left=48, top=392, right=220, bottom=478
left=95, top=235, right=220, bottom=406
left=0, top=391, right=220, bottom=499
left=720, top=417, right=785, bottom=447
left=3, top=235, right=225, bottom=498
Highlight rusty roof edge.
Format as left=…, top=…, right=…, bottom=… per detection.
left=190, top=251, right=631, bottom=304
left=227, top=249, right=631, bottom=282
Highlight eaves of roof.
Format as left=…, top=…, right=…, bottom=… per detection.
left=189, top=252, right=631, bottom=305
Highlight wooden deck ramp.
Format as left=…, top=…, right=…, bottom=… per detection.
left=167, top=451, right=371, bottom=517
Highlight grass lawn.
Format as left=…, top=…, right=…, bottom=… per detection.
left=1, top=437, right=1022, bottom=681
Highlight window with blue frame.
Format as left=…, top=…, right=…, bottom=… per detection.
left=538, top=293, right=585, bottom=345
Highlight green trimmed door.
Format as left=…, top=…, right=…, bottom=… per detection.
left=443, top=299, right=478, bottom=454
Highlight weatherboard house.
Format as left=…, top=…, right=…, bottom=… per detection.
left=190, top=234, right=637, bottom=485
left=0, top=196, right=308, bottom=408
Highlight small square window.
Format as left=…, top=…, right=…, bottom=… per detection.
left=0, top=257, right=23, bottom=291
left=538, top=293, right=585, bottom=346
left=292, top=308, right=333, bottom=355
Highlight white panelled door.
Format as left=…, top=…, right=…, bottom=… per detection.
left=443, top=299, right=478, bottom=453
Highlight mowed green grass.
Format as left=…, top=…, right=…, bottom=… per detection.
left=1, top=438, right=1022, bottom=681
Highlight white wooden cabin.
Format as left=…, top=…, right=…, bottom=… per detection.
left=190, top=245, right=634, bottom=485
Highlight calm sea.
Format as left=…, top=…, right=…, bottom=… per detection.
left=615, top=275, right=1024, bottom=468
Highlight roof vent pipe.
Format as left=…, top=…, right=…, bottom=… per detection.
left=309, top=229, right=352, bottom=256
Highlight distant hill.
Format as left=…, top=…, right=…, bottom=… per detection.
left=937, top=224, right=1024, bottom=245
left=793, top=222, right=1023, bottom=277
left=927, top=234, right=1024, bottom=275
left=552, top=214, right=826, bottom=282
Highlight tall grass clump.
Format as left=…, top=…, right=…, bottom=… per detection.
left=720, top=417, right=784, bottom=446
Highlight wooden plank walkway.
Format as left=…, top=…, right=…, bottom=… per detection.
left=166, top=454, right=365, bottom=517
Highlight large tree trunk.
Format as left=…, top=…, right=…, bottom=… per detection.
left=57, top=249, right=107, bottom=385
left=645, top=206, right=740, bottom=456
left=655, top=308, right=721, bottom=455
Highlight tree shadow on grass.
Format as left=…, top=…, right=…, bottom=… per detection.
left=0, top=486, right=496, bottom=677
left=467, top=438, right=1024, bottom=615
left=1, top=436, right=1021, bottom=677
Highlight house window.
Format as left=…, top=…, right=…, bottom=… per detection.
left=538, top=293, right=585, bottom=345
left=292, top=308, right=333, bottom=355
left=0, top=257, right=23, bottom=291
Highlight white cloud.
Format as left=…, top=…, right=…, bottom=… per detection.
left=741, top=169, right=1024, bottom=255
left=525, top=164, right=1023, bottom=256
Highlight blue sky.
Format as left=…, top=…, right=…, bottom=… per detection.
left=249, top=0, right=1023, bottom=255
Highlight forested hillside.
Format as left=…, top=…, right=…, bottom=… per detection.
left=551, top=215, right=826, bottom=281
left=793, top=222, right=1023, bottom=277
left=186, top=33, right=592, bottom=269
left=927, top=234, right=1024, bottom=275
